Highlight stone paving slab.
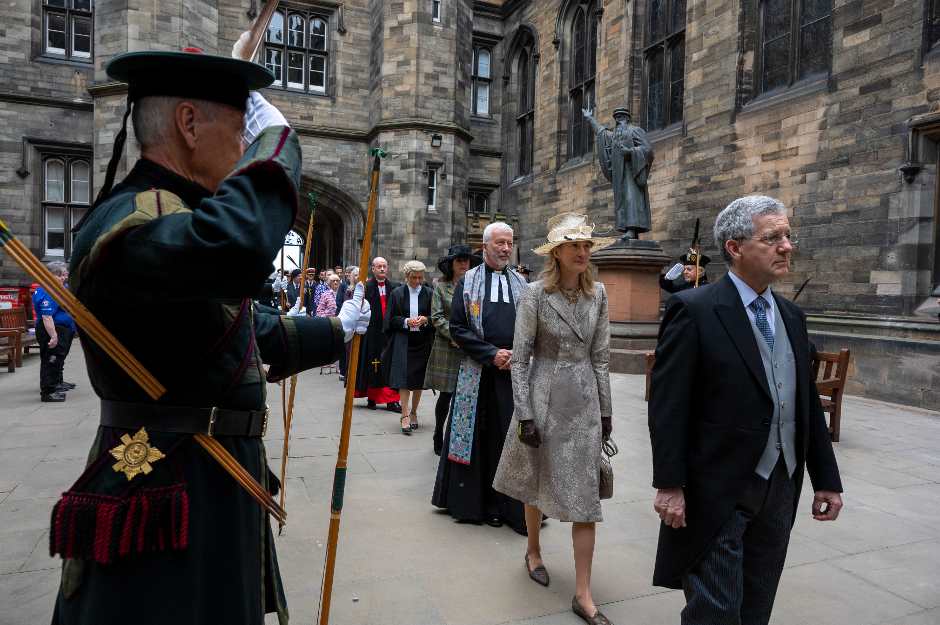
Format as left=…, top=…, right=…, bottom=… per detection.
left=0, top=348, right=938, bottom=625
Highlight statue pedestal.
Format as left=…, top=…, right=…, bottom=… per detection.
left=592, top=239, right=670, bottom=373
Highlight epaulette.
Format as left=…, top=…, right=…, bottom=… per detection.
left=75, top=190, right=191, bottom=288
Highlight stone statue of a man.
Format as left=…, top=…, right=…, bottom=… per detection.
left=582, top=106, right=655, bottom=241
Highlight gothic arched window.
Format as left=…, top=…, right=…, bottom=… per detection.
left=756, top=0, right=831, bottom=94
left=643, top=0, right=685, bottom=131
left=264, top=7, right=331, bottom=94
left=568, top=3, right=598, bottom=159
left=517, top=49, right=535, bottom=176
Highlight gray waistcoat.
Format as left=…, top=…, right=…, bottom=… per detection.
left=752, top=300, right=797, bottom=478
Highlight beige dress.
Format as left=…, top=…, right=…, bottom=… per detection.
left=493, top=280, right=612, bottom=522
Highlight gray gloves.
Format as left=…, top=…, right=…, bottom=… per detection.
left=336, top=282, right=371, bottom=342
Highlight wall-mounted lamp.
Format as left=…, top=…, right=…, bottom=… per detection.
left=430, top=133, right=443, bottom=148
left=898, top=162, right=922, bottom=184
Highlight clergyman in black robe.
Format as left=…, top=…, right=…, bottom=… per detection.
left=432, top=253, right=527, bottom=534
left=353, top=257, right=401, bottom=410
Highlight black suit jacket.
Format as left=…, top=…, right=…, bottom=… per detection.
left=648, top=274, right=842, bottom=589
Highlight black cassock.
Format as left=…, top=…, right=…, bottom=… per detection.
left=432, top=265, right=525, bottom=533
left=353, top=278, right=401, bottom=403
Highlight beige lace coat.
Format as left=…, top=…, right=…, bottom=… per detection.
left=493, top=280, right=612, bottom=522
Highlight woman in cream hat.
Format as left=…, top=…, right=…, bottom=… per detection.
left=493, top=212, right=616, bottom=625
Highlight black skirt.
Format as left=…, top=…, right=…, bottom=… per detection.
left=386, top=331, right=432, bottom=390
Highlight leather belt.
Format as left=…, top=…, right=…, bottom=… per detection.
left=100, top=400, right=269, bottom=437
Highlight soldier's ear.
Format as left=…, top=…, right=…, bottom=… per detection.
left=174, top=101, right=199, bottom=150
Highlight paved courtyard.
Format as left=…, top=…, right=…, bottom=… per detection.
left=1, top=347, right=938, bottom=625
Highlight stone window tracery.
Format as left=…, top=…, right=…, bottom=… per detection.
left=643, top=0, right=685, bottom=130
left=42, top=156, right=89, bottom=259
left=567, top=2, right=598, bottom=159
left=756, top=0, right=831, bottom=94
left=265, top=6, right=331, bottom=94
left=472, top=46, right=492, bottom=116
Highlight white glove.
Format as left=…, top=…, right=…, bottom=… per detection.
left=337, top=282, right=371, bottom=342
left=243, top=91, right=289, bottom=146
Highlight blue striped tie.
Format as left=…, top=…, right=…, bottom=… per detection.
left=750, top=296, right=774, bottom=351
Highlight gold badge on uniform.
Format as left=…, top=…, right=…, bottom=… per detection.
left=110, top=428, right=165, bottom=480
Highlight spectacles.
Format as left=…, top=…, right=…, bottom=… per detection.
left=747, top=232, right=798, bottom=247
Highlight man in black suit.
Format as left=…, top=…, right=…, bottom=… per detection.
left=649, top=195, right=843, bottom=625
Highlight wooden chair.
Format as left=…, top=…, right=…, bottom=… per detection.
left=644, top=351, right=656, bottom=401
left=0, top=306, right=38, bottom=367
left=812, top=348, right=851, bottom=443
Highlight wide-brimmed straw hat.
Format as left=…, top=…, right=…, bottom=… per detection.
left=532, top=212, right=618, bottom=256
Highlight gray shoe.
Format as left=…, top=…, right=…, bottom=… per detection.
left=572, top=597, right=612, bottom=625
left=525, top=553, right=549, bottom=587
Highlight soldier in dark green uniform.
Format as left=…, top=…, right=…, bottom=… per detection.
left=50, top=49, right=371, bottom=625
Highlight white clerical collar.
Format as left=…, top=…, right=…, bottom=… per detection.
left=490, top=270, right=509, bottom=303
left=408, top=284, right=421, bottom=294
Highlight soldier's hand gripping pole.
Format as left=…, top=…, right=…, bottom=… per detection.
left=317, top=147, right=386, bottom=625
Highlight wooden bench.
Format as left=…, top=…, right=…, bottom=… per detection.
left=812, top=348, right=851, bottom=443
left=0, top=328, right=18, bottom=372
left=0, top=306, right=38, bottom=367
left=644, top=347, right=851, bottom=442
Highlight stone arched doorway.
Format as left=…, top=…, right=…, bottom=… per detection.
left=291, top=176, right=365, bottom=273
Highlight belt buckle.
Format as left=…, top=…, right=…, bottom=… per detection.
left=261, top=405, right=270, bottom=437
left=207, top=406, right=219, bottom=437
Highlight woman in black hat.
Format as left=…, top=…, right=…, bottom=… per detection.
left=424, top=244, right=478, bottom=454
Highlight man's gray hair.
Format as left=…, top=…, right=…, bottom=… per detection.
left=482, top=221, right=513, bottom=243
left=714, top=195, right=787, bottom=263
left=46, top=260, right=68, bottom=276
left=132, top=96, right=221, bottom=150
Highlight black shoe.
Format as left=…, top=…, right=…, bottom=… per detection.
left=54, top=384, right=72, bottom=393
left=386, top=402, right=402, bottom=412
left=485, top=516, right=503, bottom=528
left=41, top=392, right=66, bottom=402
left=367, top=400, right=377, bottom=410
left=58, top=382, right=76, bottom=390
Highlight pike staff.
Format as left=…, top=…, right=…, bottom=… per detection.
left=278, top=191, right=318, bottom=533
left=317, top=147, right=386, bottom=625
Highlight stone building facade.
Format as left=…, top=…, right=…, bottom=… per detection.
left=0, top=0, right=938, bottom=407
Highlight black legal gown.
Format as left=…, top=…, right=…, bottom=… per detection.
left=52, top=127, right=343, bottom=625
left=431, top=265, right=525, bottom=533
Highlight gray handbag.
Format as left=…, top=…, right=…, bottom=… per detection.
left=599, top=439, right=618, bottom=500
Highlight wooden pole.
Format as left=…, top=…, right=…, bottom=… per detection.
left=317, top=148, right=385, bottom=625
left=278, top=192, right=317, bottom=532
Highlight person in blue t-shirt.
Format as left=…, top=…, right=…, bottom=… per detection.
left=31, top=261, right=77, bottom=401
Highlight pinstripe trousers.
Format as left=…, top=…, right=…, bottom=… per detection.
left=680, top=458, right=796, bottom=625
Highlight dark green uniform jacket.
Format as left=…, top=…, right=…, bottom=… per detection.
left=52, top=127, right=343, bottom=625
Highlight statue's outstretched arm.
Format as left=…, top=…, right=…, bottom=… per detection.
left=582, top=108, right=605, bottom=134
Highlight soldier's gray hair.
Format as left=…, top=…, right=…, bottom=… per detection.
left=482, top=221, right=513, bottom=243
left=714, top=195, right=786, bottom=263
left=132, top=96, right=221, bottom=150
left=46, top=260, right=68, bottom=276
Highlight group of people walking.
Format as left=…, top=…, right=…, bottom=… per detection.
left=44, top=43, right=845, bottom=625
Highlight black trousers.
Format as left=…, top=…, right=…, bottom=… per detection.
left=37, top=323, right=73, bottom=395
left=681, top=457, right=796, bottom=625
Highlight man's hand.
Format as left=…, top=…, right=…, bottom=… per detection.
left=493, top=348, right=512, bottom=369
left=47, top=334, right=58, bottom=349
left=337, top=283, right=371, bottom=342
left=654, top=488, right=686, bottom=529
left=812, top=491, right=843, bottom=521
left=242, top=92, right=289, bottom=146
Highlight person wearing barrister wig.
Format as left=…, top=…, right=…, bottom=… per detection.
left=493, top=213, right=617, bottom=625
left=432, top=222, right=528, bottom=534
left=382, top=260, right=434, bottom=434
left=424, top=245, right=479, bottom=454
left=50, top=43, right=371, bottom=625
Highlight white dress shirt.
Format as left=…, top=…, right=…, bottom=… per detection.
left=727, top=270, right=776, bottom=337
left=406, top=285, right=421, bottom=331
